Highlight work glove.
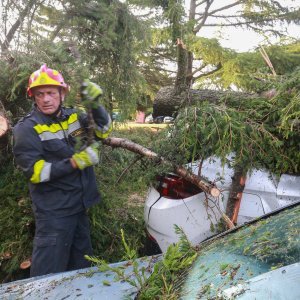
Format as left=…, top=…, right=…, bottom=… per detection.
left=72, top=142, right=100, bottom=170
left=81, top=79, right=103, bottom=102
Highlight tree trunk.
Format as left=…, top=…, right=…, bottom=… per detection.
left=174, top=39, right=188, bottom=95
left=0, top=115, right=9, bottom=139
left=152, top=86, right=259, bottom=118
left=1, top=0, right=36, bottom=54
left=225, top=167, right=246, bottom=224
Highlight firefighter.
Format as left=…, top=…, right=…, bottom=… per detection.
left=13, top=64, right=112, bottom=277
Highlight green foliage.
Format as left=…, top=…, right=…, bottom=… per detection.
left=86, top=222, right=198, bottom=299
left=127, top=0, right=169, bottom=9
left=85, top=227, right=149, bottom=290
left=1, top=0, right=154, bottom=118
left=156, top=68, right=300, bottom=175
left=137, top=226, right=197, bottom=299
left=188, top=36, right=233, bottom=66
left=219, top=51, right=265, bottom=91
left=121, top=228, right=138, bottom=261
left=163, top=0, right=185, bottom=43
left=195, top=42, right=300, bottom=92
left=70, top=0, right=151, bottom=116
left=275, top=68, right=300, bottom=137
left=88, top=127, right=159, bottom=263
left=0, top=162, right=34, bottom=281
left=0, top=43, right=89, bottom=124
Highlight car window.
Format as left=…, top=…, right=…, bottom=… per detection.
left=179, top=204, right=300, bottom=299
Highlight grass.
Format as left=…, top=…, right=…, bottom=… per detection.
left=113, top=121, right=168, bottom=130
left=90, top=127, right=161, bottom=262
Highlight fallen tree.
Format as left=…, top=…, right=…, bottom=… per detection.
left=152, top=86, right=278, bottom=118
left=153, top=67, right=299, bottom=175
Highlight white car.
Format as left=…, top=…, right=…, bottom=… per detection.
left=144, top=156, right=300, bottom=252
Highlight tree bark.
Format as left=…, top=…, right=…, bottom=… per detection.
left=225, top=167, right=246, bottom=224
left=152, top=86, right=259, bottom=118
left=174, top=39, right=189, bottom=95
left=0, top=115, right=9, bottom=138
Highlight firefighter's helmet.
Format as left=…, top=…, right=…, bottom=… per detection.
left=27, top=64, right=69, bottom=97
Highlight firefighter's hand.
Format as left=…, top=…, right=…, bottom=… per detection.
left=71, top=142, right=100, bottom=170
left=81, top=79, right=103, bottom=102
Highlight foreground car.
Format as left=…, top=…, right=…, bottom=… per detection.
left=0, top=256, right=160, bottom=299
left=178, top=201, right=300, bottom=299
left=144, top=156, right=300, bottom=252
left=1, top=203, right=298, bottom=299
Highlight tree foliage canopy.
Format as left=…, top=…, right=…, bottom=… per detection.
left=146, top=0, right=300, bottom=90
left=1, top=0, right=154, bottom=116
left=156, top=67, right=300, bottom=175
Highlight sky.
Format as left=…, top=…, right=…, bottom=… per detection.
left=200, top=23, right=300, bottom=52
left=184, top=0, right=300, bottom=52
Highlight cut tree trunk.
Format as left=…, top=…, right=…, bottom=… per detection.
left=0, top=114, right=9, bottom=138
left=0, top=112, right=10, bottom=158
left=0, top=103, right=12, bottom=165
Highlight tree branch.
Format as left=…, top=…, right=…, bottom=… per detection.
left=194, top=0, right=213, bottom=33
left=192, top=63, right=208, bottom=76
left=207, top=1, right=243, bottom=16
left=194, top=63, right=222, bottom=80
left=1, top=0, right=36, bottom=53
left=195, top=0, right=208, bottom=8
left=202, top=12, right=298, bottom=27
left=102, top=137, right=221, bottom=198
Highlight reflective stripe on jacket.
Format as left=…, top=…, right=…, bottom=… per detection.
left=13, top=106, right=112, bottom=220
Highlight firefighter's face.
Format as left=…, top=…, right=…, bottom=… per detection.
left=33, top=86, right=65, bottom=115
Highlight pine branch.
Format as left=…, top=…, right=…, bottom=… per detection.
left=194, top=63, right=222, bottom=80
left=194, top=0, right=243, bottom=33
left=102, top=137, right=221, bottom=198
left=202, top=11, right=299, bottom=27
left=194, top=0, right=213, bottom=33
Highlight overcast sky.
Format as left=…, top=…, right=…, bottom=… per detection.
left=200, top=23, right=300, bottom=52
left=184, top=0, right=300, bottom=52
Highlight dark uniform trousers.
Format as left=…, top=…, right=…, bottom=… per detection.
left=30, top=211, right=93, bottom=277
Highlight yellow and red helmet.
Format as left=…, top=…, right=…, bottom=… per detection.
left=27, top=64, right=69, bottom=97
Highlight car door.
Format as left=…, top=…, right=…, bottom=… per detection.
left=277, top=174, right=300, bottom=207
left=237, top=169, right=281, bottom=225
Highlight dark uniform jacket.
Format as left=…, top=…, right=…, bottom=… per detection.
left=13, top=106, right=112, bottom=220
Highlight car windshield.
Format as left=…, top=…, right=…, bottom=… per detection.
left=178, top=203, right=300, bottom=299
